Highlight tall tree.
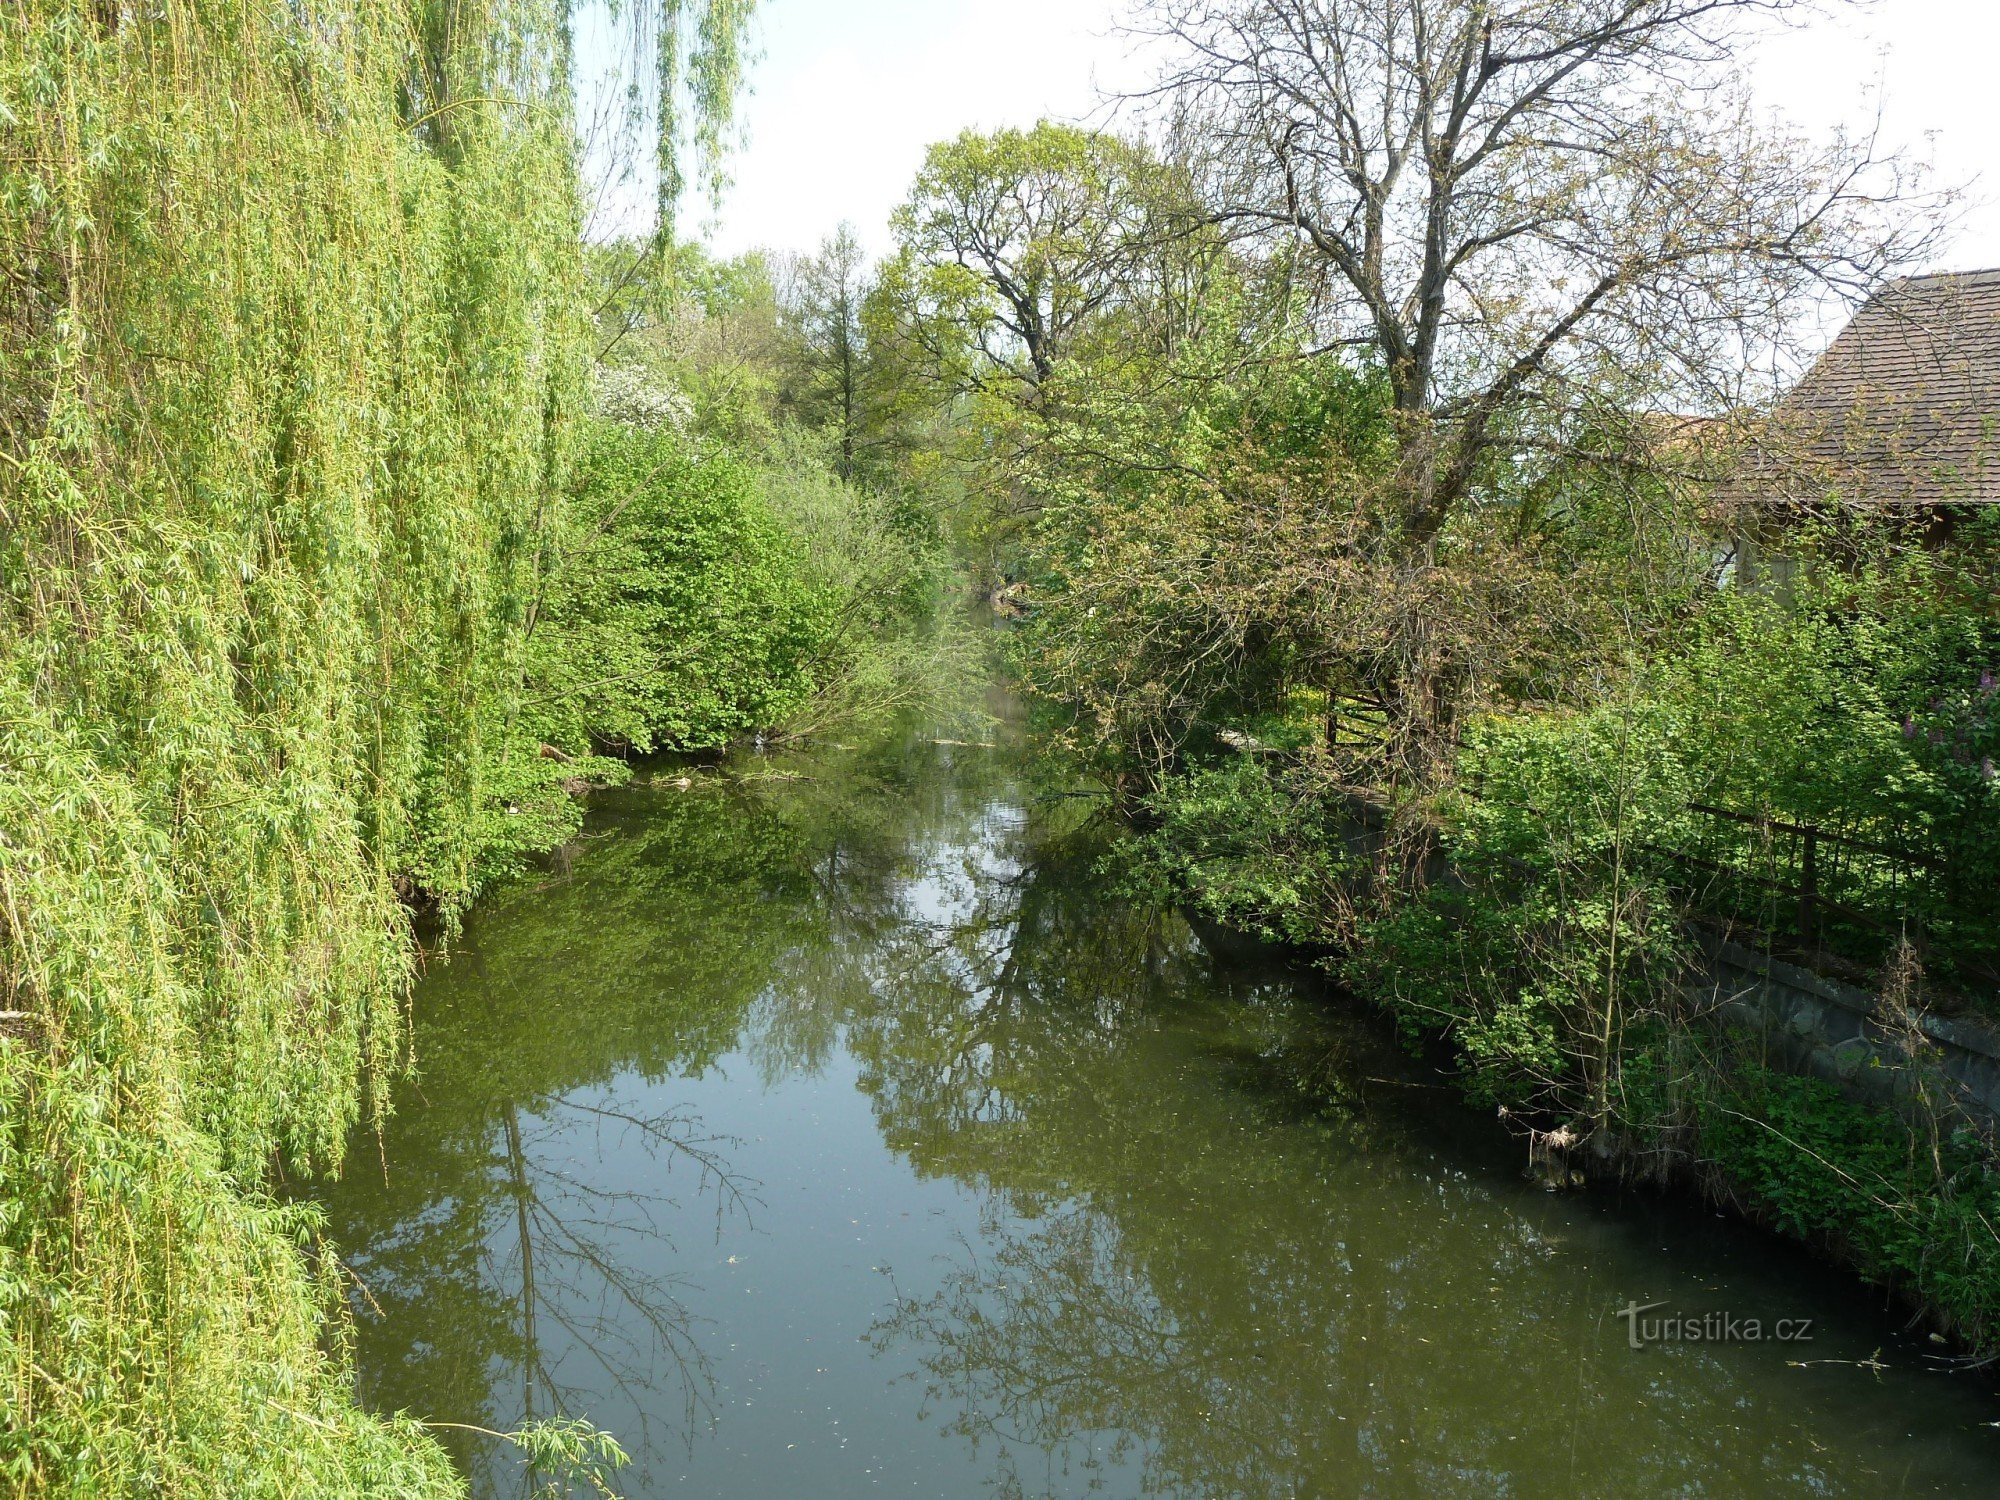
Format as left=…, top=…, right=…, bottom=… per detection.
left=881, top=123, right=1176, bottom=398
left=1132, top=0, right=1945, bottom=547
left=788, top=224, right=872, bottom=478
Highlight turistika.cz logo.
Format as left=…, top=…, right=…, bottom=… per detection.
left=1616, top=1300, right=1815, bottom=1350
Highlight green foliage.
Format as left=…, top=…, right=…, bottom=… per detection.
left=1355, top=697, right=1697, bottom=1109
left=1337, top=546, right=1999, bottom=1107
left=503, top=1419, right=630, bottom=1499
left=1121, top=520, right=1999, bottom=1100
left=780, top=226, right=873, bottom=480
left=1384, top=550, right=2000, bottom=1060
left=1118, top=762, right=1354, bottom=949
left=751, top=428, right=982, bottom=737
left=1015, top=353, right=1398, bottom=782
left=881, top=123, right=1174, bottom=392
left=1658, top=561, right=2000, bottom=979
left=0, top=0, right=801, bottom=1484
left=525, top=406, right=964, bottom=756
left=527, top=419, right=836, bottom=752
left=0, top=721, right=463, bottom=1497
left=640, top=246, right=794, bottom=446
left=1113, top=532, right=2000, bottom=1341
left=872, top=122, right=1226, bottom=577
left=653, top=0, right=760, bottom=232
left=0, top=0, right=676, bottom=1490
left=1700, top=1071, right=2000, bottom=1343
left=575, top=236, right=979, bottom=748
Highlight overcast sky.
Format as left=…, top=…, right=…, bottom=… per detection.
left=596, top=0, right=1999, bottom=274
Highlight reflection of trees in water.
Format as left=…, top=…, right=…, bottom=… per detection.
left=323, top=732, right=993, bottom=1494
left=496, top=1094, right=750, bottom=1449
left=337, top=1078, right=753, bottom=1498
left=846, top=805, right=1187, bottom=1165
left=325, top=725, right=1955, bottom=1498
left=839, top=795, right=1878, bottom=1499
left=870, top=1218, right=1166, bottom=1499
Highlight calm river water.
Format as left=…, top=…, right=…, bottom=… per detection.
left=323, top=705, right=2000, bottom=1498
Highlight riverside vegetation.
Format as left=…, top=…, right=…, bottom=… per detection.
left=860, top=4, right=2000, bottom=1355
left=4, top=0, right=2000, bottom=1494
left=0, top=0, right=960, bottom=1492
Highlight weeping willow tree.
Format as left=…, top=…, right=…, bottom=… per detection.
left=0, top=0, right=751, bottom=1494
left=653, top=0, right=757, bottom=228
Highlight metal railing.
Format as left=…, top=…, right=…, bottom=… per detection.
left=1681, top=802, right=1941, bottom=949
left=1667, top=803, right=1994, bottom=991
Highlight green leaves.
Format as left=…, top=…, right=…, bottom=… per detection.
left=0, top=0, right=600, bottom=1488
left=526, top=418, right=837, bottom=754
left=653, top=0, right=759, bottom=235
left=503, top=1418, right=631, bottom=1499
left=881, top=122, right=1201, bottom=403
left=1701, top=1070, right=2000, bottom=1343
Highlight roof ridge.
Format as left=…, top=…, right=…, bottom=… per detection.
left=1892, top=267, right=2000, bottom=287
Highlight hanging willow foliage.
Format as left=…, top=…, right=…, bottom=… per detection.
left=584, top=0, right=759, bottom=235
left=0, top=0, right=741, bottom=1492
left=655, top=0, right=757, bottom=228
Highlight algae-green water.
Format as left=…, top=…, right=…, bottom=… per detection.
left=321, top=702, right=2000, bottom=1497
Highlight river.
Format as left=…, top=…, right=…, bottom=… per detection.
left=321, top=697, right=2000, bottom=1498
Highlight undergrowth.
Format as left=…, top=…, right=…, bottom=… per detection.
left=1698, top=1070, right=2000, bottom=1346
left=1116, top=575, right=2000, bottom=1351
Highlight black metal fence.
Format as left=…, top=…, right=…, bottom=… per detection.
left=1665, top=802, right=1995, bottom=994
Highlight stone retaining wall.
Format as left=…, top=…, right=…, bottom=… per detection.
left=1694, top=931, right=2000, bottom=1128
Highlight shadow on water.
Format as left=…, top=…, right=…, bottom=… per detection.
left=321, top=698, right=2000, bottom=1498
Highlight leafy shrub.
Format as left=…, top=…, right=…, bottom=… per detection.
left=751, top=429, right=980, bottom=738
left=1656, top=571, right=2000, bottom=981
left=1354, top=697, right=1696, bottom=1109
left=1701, top=1071, right=2000, bottom=1343
left=1120, top=761, right=1356, bottom=948
left=526, top=420, right=838, bottom=754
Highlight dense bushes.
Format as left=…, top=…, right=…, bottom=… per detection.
left=525, top=406, right=956, bottom=759
left=1119, top=760, right=1356, bottom=949
left=1661, top=561, right=2000, bottom=980
left=1128, top=537, right=1999, bottom=1092
left=1115, top=539, right=2000, bottom=1340
left=527, top=420, right=836, bottom=754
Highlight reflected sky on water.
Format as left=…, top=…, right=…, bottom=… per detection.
left=321, top=708, right=2000, bottom=1498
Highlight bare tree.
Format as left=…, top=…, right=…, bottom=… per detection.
left=1130, top=0, right=1948, bottom=546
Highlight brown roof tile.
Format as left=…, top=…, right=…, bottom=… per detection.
left=1742, top=268, right=2000, bottom=506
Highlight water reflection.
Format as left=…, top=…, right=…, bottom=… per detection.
left=322, top=721, right=1999, bottom=1498
left=334, top=1025, right=752, bottom=1483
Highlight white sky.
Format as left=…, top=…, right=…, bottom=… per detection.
left=601, top=0, right=2000, bottom=274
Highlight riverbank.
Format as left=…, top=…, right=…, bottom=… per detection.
left=1114, top=753, right=2000, bottom=1360
left=321, top=706, right=2000, bottom=1496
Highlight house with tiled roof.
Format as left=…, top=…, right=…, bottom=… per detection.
left=1724, top=268, right=2000, bottom=584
